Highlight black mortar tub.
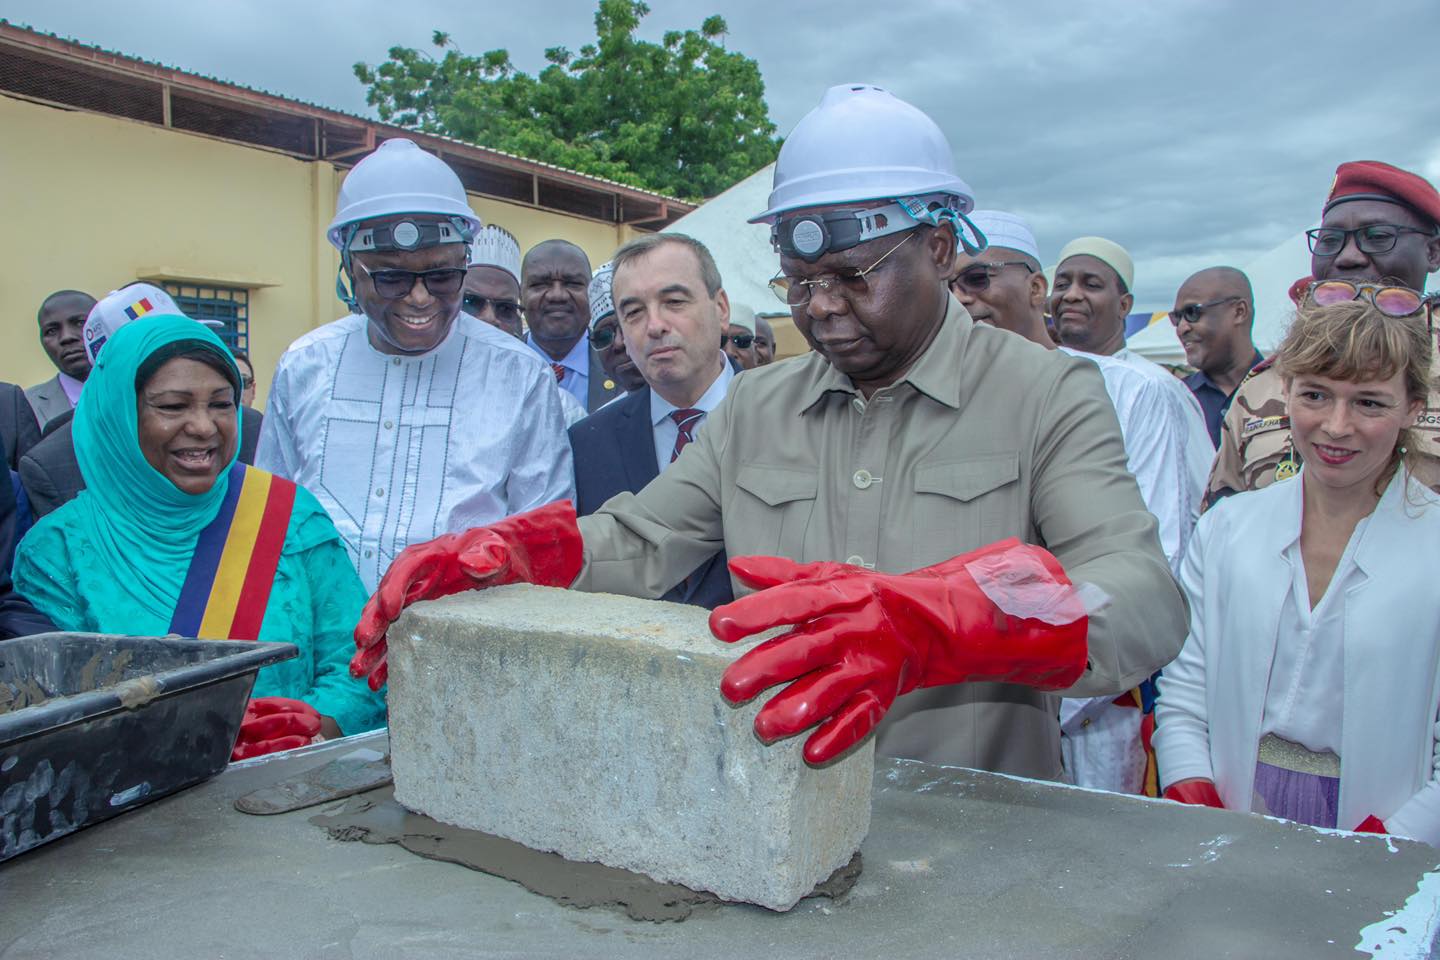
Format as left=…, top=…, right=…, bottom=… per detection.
left=0, top=632, right=298, bottom=861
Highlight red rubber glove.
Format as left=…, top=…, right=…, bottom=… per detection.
left=1162, top=778, right=1225, bottom=808
left=1355, top=815, right=1387, bottom=834
left=710, top=538, right=1089, bottom=764
left=350, top=501, right=584, bottom=690
left=231, top=697, right=321, bottom=761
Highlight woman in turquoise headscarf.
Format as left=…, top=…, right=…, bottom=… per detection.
left=15, top=314, right=384, bottom=757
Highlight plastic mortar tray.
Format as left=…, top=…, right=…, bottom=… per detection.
left=0, top=632, right=298, bottom=861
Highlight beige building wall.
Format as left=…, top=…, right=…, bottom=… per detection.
left=0, top=95, right=644, bottom=408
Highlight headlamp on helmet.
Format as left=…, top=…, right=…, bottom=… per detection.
left=773, top=196, right=988, bottom=263
left=347, top=217, right=474, bottom=254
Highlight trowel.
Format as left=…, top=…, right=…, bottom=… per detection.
left=234, top=752, right=392, bottom=815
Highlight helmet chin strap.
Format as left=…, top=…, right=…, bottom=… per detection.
left=896, top=198, right=989, bottom=256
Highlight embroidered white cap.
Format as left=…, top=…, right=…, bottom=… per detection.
left=469, top=225, right=523, bottom=283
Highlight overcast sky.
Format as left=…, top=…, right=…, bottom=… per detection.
left=6, top=0, right=1439, bottom=306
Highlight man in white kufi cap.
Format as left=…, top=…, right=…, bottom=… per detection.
left=464, top=225, right=524, bottom=340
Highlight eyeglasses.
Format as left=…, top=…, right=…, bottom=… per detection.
left=589, top=322, right=621, bottom=349
left=949, top=260, right=1035, bottom=294
left=721, top=332, right=755, bottom=349
left=769, top=233, right=914, bottom=307
left=1168, top=296, right=1242, bottom=326
left=354, top=260, right=467, bottom=300
left=462, top=294, right=522, bottom=323
left=1308, top=279, right=1428, bottom=318
left=1305, top=224, right=1436, bottom=257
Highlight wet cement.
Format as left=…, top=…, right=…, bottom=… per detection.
left=310, top=785, right=862, bottom=922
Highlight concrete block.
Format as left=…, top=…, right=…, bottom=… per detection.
left=386, top=584, right=874, bottom=911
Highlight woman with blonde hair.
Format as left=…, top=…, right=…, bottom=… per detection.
left=1154, top=289, right=1440, bottom=842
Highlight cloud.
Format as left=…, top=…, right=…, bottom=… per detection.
left=6, top=0, right=1439, bottom=304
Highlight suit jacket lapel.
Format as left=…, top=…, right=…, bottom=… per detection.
left=618, top=388, right=659, bottom=494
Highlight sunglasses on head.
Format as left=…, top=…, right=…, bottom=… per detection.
left=1168, top=296, right=1241, bottom=326
left=354, top=261, right=467, bottom=300
left=949, top=260, right=1035, bottom=294
left=462, top=294, right=522, bottom=322
left=1308, top=279, right=1428, bottom=317
left=722, top=332, right=755, bottom=349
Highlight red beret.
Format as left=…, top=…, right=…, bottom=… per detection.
left=1324, top=160, right=1440, bottom=228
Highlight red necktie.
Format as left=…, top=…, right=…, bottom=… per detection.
left=552, top=363, right=566, bottom=383
left=670, top=408, right=705, bottom=463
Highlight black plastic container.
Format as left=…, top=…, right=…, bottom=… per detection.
left=0, top=632, right=297, bottom=861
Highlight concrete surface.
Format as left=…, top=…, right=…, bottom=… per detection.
left=2, top=730, right=1439, bottom=959
left=386, top=585, right=874, bottom=911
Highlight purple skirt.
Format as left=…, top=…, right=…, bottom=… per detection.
left=1252, top=760, right=1341, bottom=829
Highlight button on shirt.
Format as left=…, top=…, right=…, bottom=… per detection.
left=257, top=313, right=575, bottom=593
left=649, top=355, right=735, bottom=475
left=526, top=333, right=590, bottom=410
left=1184, top=351, right=1265, bottom=447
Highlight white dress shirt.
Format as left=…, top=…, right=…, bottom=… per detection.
left=526, top=332, right=590, bottom=409
left=57, top=371, right=84, bottom=407
left=257, top=313, right=575, bottom=593
left=649, top=354, right=735, bottom=475
left=1065, top=348, right=1210, bottom=570
left=1261, top=518, right=1369, bottom=754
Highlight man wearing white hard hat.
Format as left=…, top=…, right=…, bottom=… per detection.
left=256, top=138, right=573, bottom=593
left=350, top=86, right=1185, bottom=780
left=19, top=283, right=263, bottom=519
left=954, top=212, right=1210, bottom=792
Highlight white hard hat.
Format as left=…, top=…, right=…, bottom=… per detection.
left=751, top=84, right=974, bottom=224
left=326, top=139, right=481, bottom=250
left=82, top=282, right=220, bottom=365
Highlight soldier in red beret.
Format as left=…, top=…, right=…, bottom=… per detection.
left=1205, top=160, right=1440, bottom=505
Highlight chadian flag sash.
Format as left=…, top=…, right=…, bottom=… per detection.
left=169, top=463, right=296, bottom=640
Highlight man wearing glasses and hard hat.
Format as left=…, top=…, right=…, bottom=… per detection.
left=256, top=139, right=573, bottom=594
left=350, top=88, right=1185, bottom=779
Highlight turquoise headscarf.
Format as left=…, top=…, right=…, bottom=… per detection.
left=69, top=314, right=244, bottom=622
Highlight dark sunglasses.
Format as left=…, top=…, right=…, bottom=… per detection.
left=722, top=332, right=755, bottom=349
left=950, top=260, right=1035, bottom=294
left=589, top=322, right=621, bottom=349
left=355, top=261, right=467, bottom=300
left=1305, top=224, right=1436, bottom=257
left=1168, top=296, right=1241, bottom=326
left=1308, top=279, right=1428, bottom=318
left=462, top=294, right=522, bottom=322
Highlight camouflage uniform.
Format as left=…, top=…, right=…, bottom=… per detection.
left=1204, top=337, right=1440, bottom=509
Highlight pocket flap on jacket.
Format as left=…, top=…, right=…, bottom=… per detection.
left=735, top=463, right=819, bottom=507
left=913, top=454, right=1019, bottom=502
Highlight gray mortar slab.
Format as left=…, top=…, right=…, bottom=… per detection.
left=385, top=584, right=874, bottom=911
left=3, top=732, right=1440, bottom=959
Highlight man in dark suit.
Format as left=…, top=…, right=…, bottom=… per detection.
left=1, top=382, right=40, bottom=472
left=18, top=282, right=260, bottom=518
left=25, top=290, right=96, bottom=431
left=567, top=233, right=740, bottom=609
left=0, top=466, right=54, bottom=638
left=521, top=239, right=623, bottom=412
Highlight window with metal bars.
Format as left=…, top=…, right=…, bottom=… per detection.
left=160, top=283, right=249, bottom=355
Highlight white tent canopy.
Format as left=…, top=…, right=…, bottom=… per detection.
left=663, top=163, right=782, bottom=317
left=1125, top=229, right=1317, bottom=365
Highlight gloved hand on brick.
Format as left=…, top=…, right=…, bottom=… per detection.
left=1162, top=778, right=1225, bottom=808
left=231, top=696, right=322, bottom=761
left=350, top=501, right=585, bottom=690
left=710, top=538, right=1089, bottom=764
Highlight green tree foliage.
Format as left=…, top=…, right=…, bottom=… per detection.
left=354, top=1, right=781, bottom=200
